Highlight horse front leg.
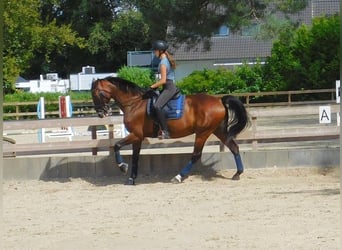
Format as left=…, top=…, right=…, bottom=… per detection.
left=114, top=141, right=129, bottom=175
left=113, top=133, right=138, bottom=175
left=125, top=141, right=142, bottom=185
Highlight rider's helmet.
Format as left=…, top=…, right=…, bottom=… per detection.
left=152, top=40, right=168, bottom=51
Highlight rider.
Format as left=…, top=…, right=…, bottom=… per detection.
left=150, top=40, right=178, bottom=139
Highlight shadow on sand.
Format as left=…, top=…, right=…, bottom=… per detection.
left=39, top=153, right=236, bottom=186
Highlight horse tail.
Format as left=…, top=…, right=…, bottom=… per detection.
left=221, top=95, right=250, bottom=139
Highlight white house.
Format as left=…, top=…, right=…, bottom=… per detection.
left=15, top=66, right=118, bottom=92
left=69, top=66, right=117, bottom=91
left=15, top=73, right=69, bottom=93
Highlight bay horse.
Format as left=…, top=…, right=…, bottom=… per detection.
left=91, top=76, right=249, bottom=185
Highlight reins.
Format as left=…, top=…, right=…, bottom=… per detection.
left=96, top=84, right=143, bottom=110
left=118, top=95, right=143, bottom=108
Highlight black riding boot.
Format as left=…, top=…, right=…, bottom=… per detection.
left=154, top=108, right=170, bottom=139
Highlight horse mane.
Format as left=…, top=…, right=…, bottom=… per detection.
left=104, top=76, right=146, bottom=95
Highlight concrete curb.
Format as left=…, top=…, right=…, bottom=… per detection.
left=4, top=147, right=339, bottom=180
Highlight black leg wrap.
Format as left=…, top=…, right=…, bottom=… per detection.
left=114, top=144, right=121, bottom=151
left=125, top=177, right=135, bottom=185
left=191, top=153, right=201, bottom=163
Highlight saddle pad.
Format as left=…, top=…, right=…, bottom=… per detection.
left=147, top=94, right=185, bottom=120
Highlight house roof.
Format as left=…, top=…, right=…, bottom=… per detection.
left=171, top=36, right=273, bottom=62
left=312, top=0, right=340, bottom=17
left=171, top=0, right=339, bottom=62
left=15, top=76, right=29, bottom=83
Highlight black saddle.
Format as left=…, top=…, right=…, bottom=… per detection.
left=142, top=88, right=180, bottom=101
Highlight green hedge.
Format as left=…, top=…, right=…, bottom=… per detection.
left=117, top=66, right=155, bottom=88
left=4, top=91, right=91, bottom=103
left=177, top=61, right=264, bottom=95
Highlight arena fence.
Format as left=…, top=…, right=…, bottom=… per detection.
left=3, top=104, right=339, bottom=157
left=3, top=88, right=336, bottom=120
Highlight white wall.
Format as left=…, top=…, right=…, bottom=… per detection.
left=174, top=60, right=216, bottom=82
left=69, top=73, right=117, bottom=91
left=16, top=79, right=69, bottom=93
left=175, top=59, right=251, bottom=82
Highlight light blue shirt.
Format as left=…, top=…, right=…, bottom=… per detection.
left=159, top=57, right=175, bottom=81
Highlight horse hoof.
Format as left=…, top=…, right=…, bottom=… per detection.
left=118, top=162, right=128, bottom=175
left=125, top=178, right=135, bottom=185
left=232, top=173, right=241, bottom=181
left=171, top=175, right=182, bottom=184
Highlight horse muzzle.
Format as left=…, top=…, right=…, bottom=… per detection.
left=96, top=106, right=111, bottom=118
left=97, top=111, right=105, bottom=118
left=97, top=110, right=109, bottom=118
left=95, top=105, right=112, bottom=118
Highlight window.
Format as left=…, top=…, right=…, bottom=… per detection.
left=214, top=25, right=229, bottom=37
left=241, top=23, right=260, bottom=36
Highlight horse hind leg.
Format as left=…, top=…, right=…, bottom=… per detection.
left=214, top=131, right=244, bottom=180
left=171, top=152, right=202, bottom=183
left=228, top=139, right=244, bottom=180
left=171, top=135, right=208, bottom=184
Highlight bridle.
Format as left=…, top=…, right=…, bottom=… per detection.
left=92, top=79, right=148, bottom=118
left=92, top=85, right=112, bottom=117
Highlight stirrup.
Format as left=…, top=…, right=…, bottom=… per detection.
left=158, top=130, right=170, bottom=140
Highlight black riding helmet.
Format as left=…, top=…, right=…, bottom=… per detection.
left=152, top=40, right=168, bottom=51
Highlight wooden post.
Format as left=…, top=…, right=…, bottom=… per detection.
left=251, top=116, right=257, bottom=151
left=91, top=126, right=97, bottom=155
left=288, top=92, right=291, bottom=105
left=219, top=142, right=224, bottom=152
left=108, top=124, right=114, bottom=156
left=16, top=104, right=19, bottom=120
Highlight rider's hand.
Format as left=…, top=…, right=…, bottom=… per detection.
left=142, top=88, right=156, bottom=99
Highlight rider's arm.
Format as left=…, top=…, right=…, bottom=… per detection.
left=150, top=64, right=167, bottom=89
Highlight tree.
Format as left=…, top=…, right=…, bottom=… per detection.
left=4, top=0, right=85, bottom=93
left=87, top=10, right=150, bottom=69
left=39, top=0, right=148, bottom=74
left=133, top=0, right=308, bottom=48
left=263, top=14, right=340, bottom=91
left=33, top=0, right=115, bottom=76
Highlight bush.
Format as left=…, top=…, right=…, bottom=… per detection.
left=117, top=66, right=155, bottom=88
left=177, top=62, right=264, bottom=95
left=177, top=68, right=242, bottom=95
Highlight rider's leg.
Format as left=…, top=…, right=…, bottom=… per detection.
left=153, top=93, right=171, bottom=139
left=154, top=106, right=170, bottom=139
left=153, top=82, right=178, bottom=139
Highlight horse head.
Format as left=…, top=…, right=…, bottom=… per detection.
left=91, top=79, right=112, bottom=118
